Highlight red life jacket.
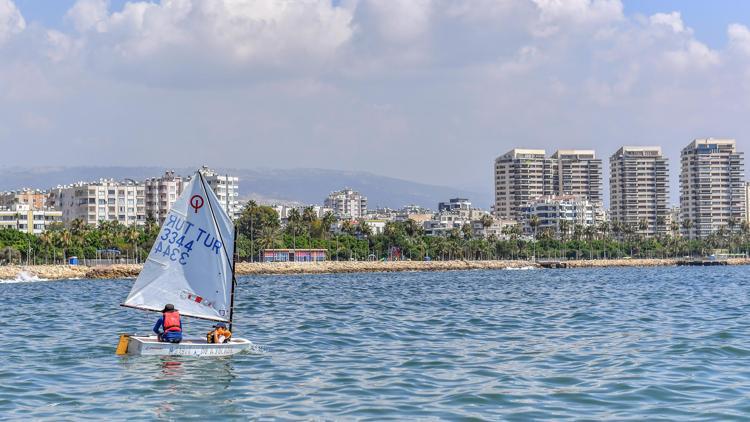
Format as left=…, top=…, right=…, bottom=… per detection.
left=163, top=311, right=181, bottom=333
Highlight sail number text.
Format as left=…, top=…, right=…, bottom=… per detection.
left=153, top=214, right=225, bottom=266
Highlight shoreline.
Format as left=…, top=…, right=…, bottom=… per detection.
left=2, top=258, right=750, bottom=280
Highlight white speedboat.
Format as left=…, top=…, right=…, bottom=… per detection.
left=116, top=170, right=252, bottom=356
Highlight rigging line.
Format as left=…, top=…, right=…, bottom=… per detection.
left=198, top=171, right=234, bottom=266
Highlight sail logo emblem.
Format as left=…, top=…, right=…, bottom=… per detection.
left=180, top=289, right=215, bottom=309
left=190, top=195, right=204, bottom=213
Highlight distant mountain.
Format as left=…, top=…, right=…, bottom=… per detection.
left=0, top=166, right=491, bottom=210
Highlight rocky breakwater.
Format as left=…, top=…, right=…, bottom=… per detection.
left=234, top=260, right=537, bottom=275
left=5, top=258, right=750, bottom=281
left=0, top=264, right=142, bottom=280
left=558, top=257, right=750, bottom=268
left=563, top=258, right=680, bottom=268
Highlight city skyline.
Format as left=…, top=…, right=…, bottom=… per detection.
left=2, top=1, right=750, bottom=200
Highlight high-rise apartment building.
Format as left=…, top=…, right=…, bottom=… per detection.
left=49, top=180, right=146, bottom=226
left=198, top=166, right=241, bottom=220
left=680, top=138, right=746, bottom=238
left=550, top=150, right=603, bottom=204
left=144, top=170, right=186, bottom=223
left=609, top=146, right=669, bottom=237
left=494, top=149, right=552, bottom=220
left=494, top=148, right=602, bottom=220
left=324, top=188, right=367, bottom=218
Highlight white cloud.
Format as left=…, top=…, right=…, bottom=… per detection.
left=728, top=23, right=750, bottom=56
left=0, top=0, right=24, bottom=44
left=532, top=0, right=623, bottom=36
left=359, top=0, right=432, bottom=44
left=649, top=12, right=685, bottom=33
left=65, top=0, right=108, bottom=32
left=663, top=40, right=720, bottom=70
left=3, top=0, right=750, bottom=196
left=72, top=0, right=354, bottom=70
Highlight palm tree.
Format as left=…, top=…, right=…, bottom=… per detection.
left=573, top=224, right=583, bottom=242
left=359, top=221, right=373, bottom=237
left=321, top=212, right=336, bottom=234
left=341, top=220, right=356, bottom=236
left=58, top=229, right=72, bottom=262
left=656, top=216, right=666, bottom=237
left=558, top=220, right=570, bottom=241
left=258, top=226, right=282, bottom=251
left=584, top=225, right=596, bottom=242
left=145, top=214, right=159, bottom=237
left=302, top=206, right=317, bottom=224
left=611, top=220, right=622, bottom=241
left=287, top=208, right=302, bottom=249
left=0, top=246, right=20, bottom=265
left=681, top=218, right=694, bottom=240
left=670, top=221, right=680, bottom=238
left=127, top=226, right=141, bottom=263
left=597, top=221, right=610, bottom=241
left=71, top=218, right=87, bottom=236
left=39, top=232, right=52, bottom=264
left=741, top=221, right=750, bottom=245
left=529, top=215, right=540, bottom=240
left=480, top=214, right=494, bottom=229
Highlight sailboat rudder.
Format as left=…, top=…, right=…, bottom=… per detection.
left=115, top=334, right=131, bottom=355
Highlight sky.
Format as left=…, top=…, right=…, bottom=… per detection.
left=3, top=1, right=750, bottom=205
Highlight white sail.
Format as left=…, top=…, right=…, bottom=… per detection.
left=123, top=172, right=235, bottom=322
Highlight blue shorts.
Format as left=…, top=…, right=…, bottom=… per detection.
left=159, top=332, right=183, bottom=343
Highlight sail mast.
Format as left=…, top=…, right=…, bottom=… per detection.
left=229, top=225, right=238, bottom=332
left=195, top=171, right=236, bottom=323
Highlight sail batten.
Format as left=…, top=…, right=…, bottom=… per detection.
left=123, top=172, right=235, bottom=322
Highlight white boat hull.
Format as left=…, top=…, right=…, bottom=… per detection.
left=121, top=335, right=252, bottom=356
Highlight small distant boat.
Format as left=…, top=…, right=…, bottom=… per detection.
left=116, top=171, right=252, bottom=356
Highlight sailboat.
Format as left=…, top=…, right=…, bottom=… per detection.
left=116, top=171, right=252, bottom=356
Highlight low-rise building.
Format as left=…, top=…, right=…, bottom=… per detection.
left=199, top=166, right=241, bottom=220
left=397, top=212, right=434, bottom=224
left=49, top=179, right=146, bottom=226
left=422, top=213, right=473, bottom=237
left=470, top=218, right=517, bottom=239
left=324, top=188, right=367, bottom=219
left=401, top=204, right=431, bottom=214
left=262, top=248, right=327, bottom=262
left=144, top=170, right=186, bottom=224
left=0, top=204, right=62, bottom=234
left=273, top=204, right=331, bottom=222
left=438, top=198, right=471, bottom=213
left=520, top=195, right=604, bottom=237
left=0, top=189, right=48, bottom=210
left=362, top=220, right=387, bottom=235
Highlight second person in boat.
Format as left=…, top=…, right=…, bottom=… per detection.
left=207, top=322, right=232, bottom=344
left=154, top=303, right=182, bottom=343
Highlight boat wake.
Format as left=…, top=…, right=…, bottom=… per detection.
left=0, top=271, right=50, bottom=284
left=505, top=266, right=536, bottom=271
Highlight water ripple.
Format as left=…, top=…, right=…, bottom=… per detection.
left=2, top=266, right=750, bottom=419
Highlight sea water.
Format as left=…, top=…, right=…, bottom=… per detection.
left=1, top=267, right=750, bottom=420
